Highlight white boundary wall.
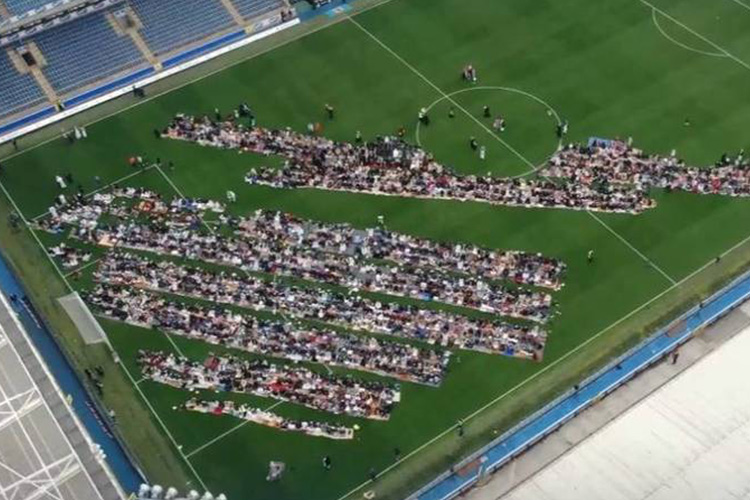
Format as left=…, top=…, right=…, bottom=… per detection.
left=0, top=18, right=300, bottom=145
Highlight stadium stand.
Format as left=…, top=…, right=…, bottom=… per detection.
left=34, top=10, right=146, bottom=94
left=0, top=0, right=292, bottom=134
left=232, top=0, right=283, bottom=21
left=4, top=0, right=52, bottom=16
left=0, top=49, right=46, bottom=119
left=128, top=0, right=237, bottom=56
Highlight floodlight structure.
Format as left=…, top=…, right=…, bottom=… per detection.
left=136, top=484, right=227, bottom=500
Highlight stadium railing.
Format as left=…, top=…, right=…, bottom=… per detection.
left=0, top=11, right=299, bottom=143
left=409, top=268, right=750, bottom=500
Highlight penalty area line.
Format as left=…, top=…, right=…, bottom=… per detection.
left=185, top=400, right=285, bottom=459
left=335, top=231, right=750, bottom=500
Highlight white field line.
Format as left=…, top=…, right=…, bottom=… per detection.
left=650, top=9, right=726, bottom=57
left=117, top=358, right=208, bottom=491
left=728, top=0, right=750, bottom=13
left=155, top=165, right=217, bottom=237
left=64, top=257, right=103, bottom=278
left=0, top=0, right=399, bottom=166
left=639, top=0, right=750, bottom=71
left=586, top=211, right=676, bottom=285
left=0, top=178, right=75, bottom=293
left=335, top=227, right=750, bottom=500
left=348, top=14, right=677, bottom=286
left=32, top=165, right=157, bottom=222
left=347, top=15, right=537, bottom=174
left=185, top=400, right=285, bottom=459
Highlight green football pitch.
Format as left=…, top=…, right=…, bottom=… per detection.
left=3, top=0, right=750, bottom=499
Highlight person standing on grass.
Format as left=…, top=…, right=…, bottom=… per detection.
left=479, top=145, right=486, bottom=161
left=449, top=106, right=455, bottom=119
left=55, top=175, right=67, bottom=189
left=418, top=107, right=430, bottom=126
left=323, top=456, right=332, bottom=470
left=226, top=190, right=236, bottom=203
left=325, top=103, right=335, bottom=120
left=587, top=249, right=594, bottom=263
left=470, top=137, right=478, bottom=151
left=483, top=105, right=491, bottom=118
left=355, top=130, right=363, bottom=143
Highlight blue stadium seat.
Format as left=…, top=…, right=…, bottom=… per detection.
left=34, top=11, right=146, bottom=94
left=231, top=0, right=283, bottom=21
left=4, top=0, right=53, bottom=16
left=129, top=0, right=236, bottom=55
left=0, top=50, right=45, bottom=118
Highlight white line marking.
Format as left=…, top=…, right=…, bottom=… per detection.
left=413, top=86, right=563, bottom=177
left=586, top=211, right=676, bottom=285
left=639, top=0, right=750, bottom=71
left=651, top=9, right=726, bottom=57
left=32, top=166, right=157, bottom=222
left=348, top=14, right=676, bottom=285
left=63, top=257, right=102, bottom=278
left=185, top=400, right=285, bottom=458
left=0, top=0, right=399, bottom=165
left=728, top=0, right=750, bottom=13
left=336, top=225, right=750, bottom=500
left=347, top=15, right=537, bottom=175
left=117, top=359, right=208, bottom=490
left=0, top=179, right=75, bottom=293
left=155, top=165, right=217, bottom=237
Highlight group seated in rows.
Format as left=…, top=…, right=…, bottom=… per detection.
left=96, top=252, right=547, bottom=360
left=138, top=350, right=400, bottom=419
left=38, top=187, right=222, bottom=235
left=233, top=209, right=565, bottom=290
left=162, top=114, right=655, bottom=214
left=49, top=243, right=93, bottom=269
left=37, top=187, right=559, bottom=322
left=181, top=398, right=354, bottom=440
left=83, top=220, right=552, bottom=320
left=89, top=284, right=449, bottom=386
left=544, top=141, right=750, bottom=197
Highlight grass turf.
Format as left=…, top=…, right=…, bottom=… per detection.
left=3, top=0, right=750, bottom=499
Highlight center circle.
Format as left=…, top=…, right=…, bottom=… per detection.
left=415, top=86, right=563, bottom=178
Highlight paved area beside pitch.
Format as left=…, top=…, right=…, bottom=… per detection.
left=468, top=303, right=750, bottom=500
left=0, top=293, right=121, bottom=500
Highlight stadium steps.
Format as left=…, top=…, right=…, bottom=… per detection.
left=219, top=0, right=247, bottom=27
left=107, top=8, right=162, bottom=71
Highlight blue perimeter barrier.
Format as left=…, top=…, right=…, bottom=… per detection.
left=413, top=270, right=750, bottom=500
left=0, top=0, right=361, bottom=139
left=0, top=252, right=144, bottom=494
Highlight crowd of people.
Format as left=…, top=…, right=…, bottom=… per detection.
left=138, top=350, right=400, bottom=420
left=233, top=209, right=566, bottom=290
left=39, top=188, right=556, bottom=322
left=162, top=114, right=654, bottom=214
left=181, top=398, right=354, bottom=440
left=38, top=186, right=221, bottom=235
left=88, top=284, right=449, bottom=386
left=96, top=252, right=547, bottom=359
left=73, top=218, right=554, bottom=321
left=49, top=243, right=93, bottom=269
left=544, top=141, right=750, bottom=197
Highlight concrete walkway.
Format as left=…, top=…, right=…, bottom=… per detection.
left=469, top=303, right=750, bottom=500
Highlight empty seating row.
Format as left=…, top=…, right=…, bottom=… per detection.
left=129, top=0, right=236, bottom=56
left=3, top=0, right=53, bottom=17
left=34, top=9, right=146, bottom=94
left=231, top=0, right=283, bottom=21
left=0, top=50, right=45, bottom=119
